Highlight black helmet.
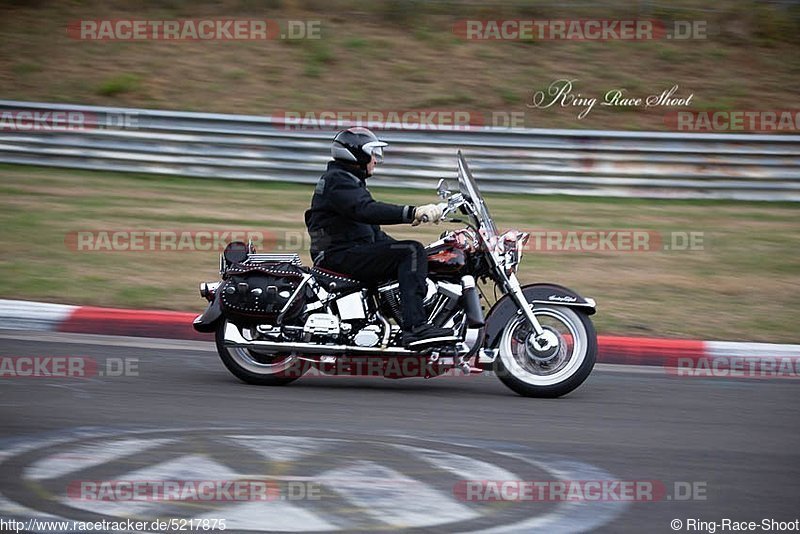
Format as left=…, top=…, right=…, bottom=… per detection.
left=331, top=127, right=388, bottom=167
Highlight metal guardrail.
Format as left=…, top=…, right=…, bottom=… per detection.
left=1, top=100, right=799, bottom=201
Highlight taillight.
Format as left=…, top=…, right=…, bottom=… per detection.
left=199, top=282, right=220, bottom=301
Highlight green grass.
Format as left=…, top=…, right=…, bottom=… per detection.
left=0, top=164, right=798, bottom=343
left=302, top=40, right=334, bottom=78
left=499, top=88, right=521, bottom=105
left=343, top=37, right=368, bottom=49
left=11, top=61, right=43, bottom=75
left=96, top=74, right=141, bottom=97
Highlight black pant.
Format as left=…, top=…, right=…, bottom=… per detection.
left=320, top=240, right=427, bottom=328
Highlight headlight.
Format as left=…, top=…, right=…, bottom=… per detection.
left=497, top=231, right=529, bottom=274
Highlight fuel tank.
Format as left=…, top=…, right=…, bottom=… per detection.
left=426, top=244, right=466, bottom=274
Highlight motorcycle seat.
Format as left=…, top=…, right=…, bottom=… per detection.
left=311, top=266, right=363, bottom=292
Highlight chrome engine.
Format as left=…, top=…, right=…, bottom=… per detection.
left=376, top=279, right=439, bottom=325
left=352, top=325, right=381, bottom=347
left=292, top=277, right=464, bottom=348
left=302, top=313, right=340, bottom=341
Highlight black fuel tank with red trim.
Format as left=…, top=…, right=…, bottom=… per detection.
left=426, top=243, right=466, bottom=274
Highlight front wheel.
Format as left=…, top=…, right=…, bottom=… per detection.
left=215, top=320, right=306, bottom=386
left=494, top=305, right=596, bottom=398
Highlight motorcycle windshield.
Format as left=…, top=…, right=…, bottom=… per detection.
left=457, top=151, right=499, bottom=238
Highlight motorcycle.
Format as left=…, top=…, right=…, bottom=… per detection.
left=193, top=151, right=597, bottom=397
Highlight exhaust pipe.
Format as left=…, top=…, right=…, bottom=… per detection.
left=224, top=322, right=414, bottom=356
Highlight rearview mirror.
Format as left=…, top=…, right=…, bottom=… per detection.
left=436, top=179, right=451, bottom=200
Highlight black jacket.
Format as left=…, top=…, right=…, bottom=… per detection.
left=305, top=161, right=415, bottom=261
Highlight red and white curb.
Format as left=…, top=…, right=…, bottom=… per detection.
left=1, top=299, right=798, bottom=375
left=0, top=299, right=201, bottom=341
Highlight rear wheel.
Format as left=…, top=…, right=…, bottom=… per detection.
left=494, top=305, right=596, bottom=398
left=215, top=320, right=307, bottom=385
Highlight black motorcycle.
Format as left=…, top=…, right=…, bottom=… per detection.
left=193, top=152, right=597, bottom=397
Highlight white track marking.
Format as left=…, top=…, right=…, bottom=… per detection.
left=25, top=438, right=175, bottom=480
left=391, top=443, right=520, bottom=481
left=705, top=340, right=800, bottom=359
left=0, top=494, right=66, bottom=523
left=116, top=453, right=239, bottom=481
left=225, top=435, right=342, bottom=463
left=316, top=460, right=479, bottom=528
left=0, top=300, right=75, bottom=332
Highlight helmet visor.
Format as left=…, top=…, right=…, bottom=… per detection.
left=362, top=141, right=388, bottom=163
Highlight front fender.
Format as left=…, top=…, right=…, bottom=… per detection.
left=484, top=283, right=596, bottom=349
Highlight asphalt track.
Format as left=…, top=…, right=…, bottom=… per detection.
left=0, top=330, right=798, bottom=534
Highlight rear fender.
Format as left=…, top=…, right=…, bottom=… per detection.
left=192, top=294, right=223, bottom=333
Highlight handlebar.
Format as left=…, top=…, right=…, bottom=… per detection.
left=420, top=202, right=450, bottom=223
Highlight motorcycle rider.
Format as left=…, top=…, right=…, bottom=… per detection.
left=304, top=127, right=457, bottom=348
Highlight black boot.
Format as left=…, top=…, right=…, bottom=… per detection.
left=402, top=323, right=459, bottom=348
